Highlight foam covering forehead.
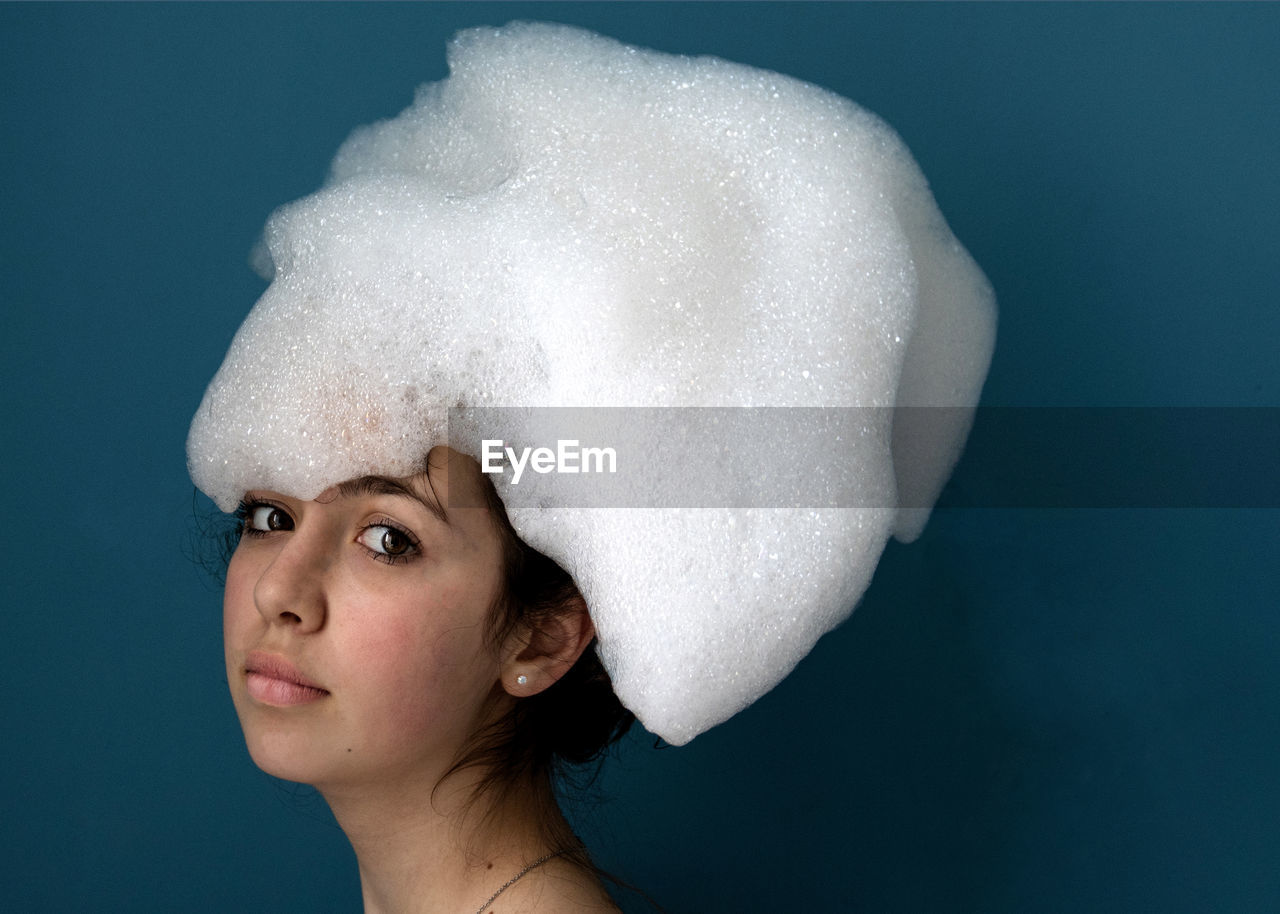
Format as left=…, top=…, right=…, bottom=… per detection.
left=188, top=22, right=995, bottom=744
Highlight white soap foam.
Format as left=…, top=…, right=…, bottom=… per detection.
left=187, top=22, right=995, bottom=744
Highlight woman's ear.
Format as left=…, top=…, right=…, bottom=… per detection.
left=501, top=596, right=596, bottom=697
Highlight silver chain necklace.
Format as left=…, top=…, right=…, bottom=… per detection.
left=473, top=850, right=563, bottom=914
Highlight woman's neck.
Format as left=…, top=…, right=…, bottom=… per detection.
left=320, top=769, right=563, bottom=914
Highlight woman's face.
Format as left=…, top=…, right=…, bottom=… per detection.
left=222, top=449, right=508, bottom=791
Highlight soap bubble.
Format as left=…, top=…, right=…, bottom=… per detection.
left=188, top=22, right=995, bottom=744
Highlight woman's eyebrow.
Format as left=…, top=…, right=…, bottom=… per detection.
left=336, top=476, right=450, bottom=527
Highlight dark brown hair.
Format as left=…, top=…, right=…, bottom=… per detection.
left=438, top=467, right=635, bottom=863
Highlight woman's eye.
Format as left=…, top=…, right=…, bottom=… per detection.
left=356, top=524, right=419, bottom=563
left=243, top=504, right=293, bottom=534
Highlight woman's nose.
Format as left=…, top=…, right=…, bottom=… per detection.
left=253, top=534, right=329, bottom=632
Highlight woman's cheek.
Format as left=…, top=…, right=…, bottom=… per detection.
left=223, top=553, right=262, bottom=651
left=340, top=605, right=492, bottom=737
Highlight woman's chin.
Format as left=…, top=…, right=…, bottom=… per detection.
left=236, top=714, right=337, bottom=785
left=243, top=740, right=317, bottom=784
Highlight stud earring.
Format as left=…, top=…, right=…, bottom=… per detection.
left=516, top=674, right=528, bottom=687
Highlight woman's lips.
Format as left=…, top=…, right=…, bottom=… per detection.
left=244, top=651, right=329, bottom=707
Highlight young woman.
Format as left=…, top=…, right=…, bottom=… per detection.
left=190, top=21, right=991, bottom=914
left=223, top=447, right=631, bottom=913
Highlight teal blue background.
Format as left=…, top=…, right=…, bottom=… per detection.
left=3, top=3, right=1278, bottom=911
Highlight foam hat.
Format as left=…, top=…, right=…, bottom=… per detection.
left=188, top=22, right=996, bottom=745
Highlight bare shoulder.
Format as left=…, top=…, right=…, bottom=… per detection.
left=489, top=858, right=621, bottom=913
